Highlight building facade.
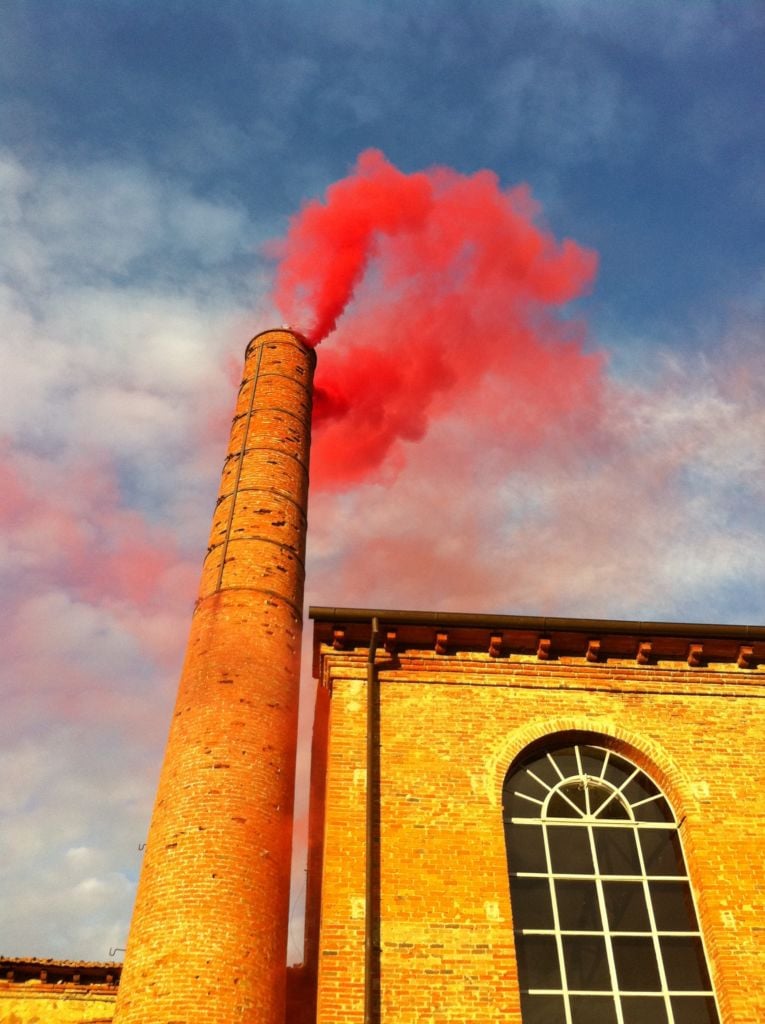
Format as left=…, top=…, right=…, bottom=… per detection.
left=307, top=609, right=765, bottom=1024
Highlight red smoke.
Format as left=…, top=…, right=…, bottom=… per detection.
left=273, top=149, right=603, bottom=489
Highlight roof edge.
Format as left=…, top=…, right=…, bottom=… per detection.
left=308, top=606, right=765, bottom=641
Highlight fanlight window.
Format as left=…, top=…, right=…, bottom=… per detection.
left=503, top=743, right=720, bottom=1024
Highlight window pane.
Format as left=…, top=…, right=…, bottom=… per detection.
left=507, top=824, right=546, bottom=873
left=516, top=934, right=561, bottom=990
left=511, top=877, right=553, bottom=930
left=620, top=775, right=674, bottom=822
left=527, top=754, right=565, bottom=789
left=629, top=794, right=674, bottom=824
left=594, top=827, right=642, bottom=875
left=640, top=830, right=684, bottom=877
left=556, top=879, right=601, bottom=931
left=621, top=773, right=659, bottom=804
left=594, top=793, right=631, bottom=819
left=587, top=783, right=621, bottom=817
left=549, top=747, right=579, bottom=781
left=547, top=825, right=594, bottom=873
left=505, top=787, right=544, bottom=821
left=570, top=995, right=618, bottom=1024
left=650, top=880, right=698, bottom=932
left=516, top=769, right=552, bottom=800
left=660, top=936, right=712, bottom=991
left=578, top=746, right=608, bottom=779
left=612, top=936, right=662, bottom=991
left=603, top=754, right=636, bottom=789
left=519, top=992, right=566, bottom=1024
left=562, top=935, right=611, bottom=990
left=670, top=995, right=720, bottom=1024
left=603, top=881, right=650, bottom=932
left=620, top=996, right=669, bottom=1024
left=547, top=789, right=586, bottom=817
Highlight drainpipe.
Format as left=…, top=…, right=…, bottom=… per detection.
left=364, top=616, right=380, bottom=1024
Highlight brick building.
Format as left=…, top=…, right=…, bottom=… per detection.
left=307, top=608, right=765, bottom=1024
left=5, top=329, right=764, bottom=1024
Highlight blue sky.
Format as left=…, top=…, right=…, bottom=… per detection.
left=1, top=0, right=763, bottom=963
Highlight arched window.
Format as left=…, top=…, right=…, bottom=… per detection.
left=503, top=741, right=720, bottom=1024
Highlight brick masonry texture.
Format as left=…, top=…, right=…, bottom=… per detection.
left=113, top=331, right=315, bottom=1024
left=0, top=989, right=115, bottom=1024
left=311, top=643, right=765, bottom=1024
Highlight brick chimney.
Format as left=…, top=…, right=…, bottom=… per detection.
left=114, top=329, right=315, bottom=1024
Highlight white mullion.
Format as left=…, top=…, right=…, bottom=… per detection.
left=547, top=751, right=566, bottom=781
left=630, top=792, right=665, bottom=811
left=527, top=768, right=553, bottom=793
left=515, top=791, right=544, bottom=808
left=541, top=821, right=573, bottom=1024
left=575, top=745, right=594, bottom=818
left=634, top=822, right=674, bottom=1022
left=546, top=782, right=587, bottom=818
left=523, top=928, right=704, bottom=938
left=587, top=819, right=624, bottom=1024
left=514, top=817, right=677, bottom=830
left=592, top=767, right=640, bottom=819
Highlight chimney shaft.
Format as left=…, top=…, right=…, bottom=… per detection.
left=114, top=329, right=315, bottom=1024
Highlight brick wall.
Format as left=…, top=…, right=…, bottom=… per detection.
left=312, top=635, right=765, bottom=1024
left=0, top=961, right=118, bottom=1024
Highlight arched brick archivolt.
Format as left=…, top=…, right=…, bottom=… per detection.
left=483, top=716, right=700, bottom=825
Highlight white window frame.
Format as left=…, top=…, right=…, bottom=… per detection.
left=505, top=743, right=721, bottom=1024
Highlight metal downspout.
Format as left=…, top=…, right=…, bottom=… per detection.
left=364, top=616, right=380, bottom=1024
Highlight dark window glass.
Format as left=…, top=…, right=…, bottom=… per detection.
left=519, top=993, right=566, bottom=1024
left=550, top=747, right=580, bottom=781
left=612, top=936, right=662, bottom=991
left=621, top=773, right=659, bottom=804
left=505, top=787, right=543, bottom=821
left=660, top=936, right=712, bottom=991
left=578, top=746, right=609, bottom=778
left=523, top=754, right=563, bottom=789
left=547, top=825, right=593, bottom=873
left=670, top=995, right=720, bottom=1024
left=569, top=995, right=618, bottom=1024
left=514, top=770, right=551, bottom=800
left=630, top=794, right=674, bottom=823
left=516, top=934, right=561, bottom=990
left=562, top=935, right=611, bottom=990
left=547, top=788, right=586, bottom=817
left=603, top=881, right=650, bottom=932
left=621, top=996, right=669, bottom=1024
left=594, top=827, right=642, bottom=875
left=587, top=782, right=621, bottom=817
left=602, top=754, right=636, bottom=790
left=650, top=881, right=698, bottom=932
left=621, top=775, right=674, bottom=823
left=562, top=781, right=590, bottom=814
left=640, top=830, right=684, bottom=877
left=595, top=794, right=632, bottom=820
left=507, top=824, right=546, bottom=873
left=511, top=877, right=554, bottom=930
left=556, top=879, right=601, bottom=931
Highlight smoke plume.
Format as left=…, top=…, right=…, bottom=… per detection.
left=273, top=149, right=603, bottom=488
